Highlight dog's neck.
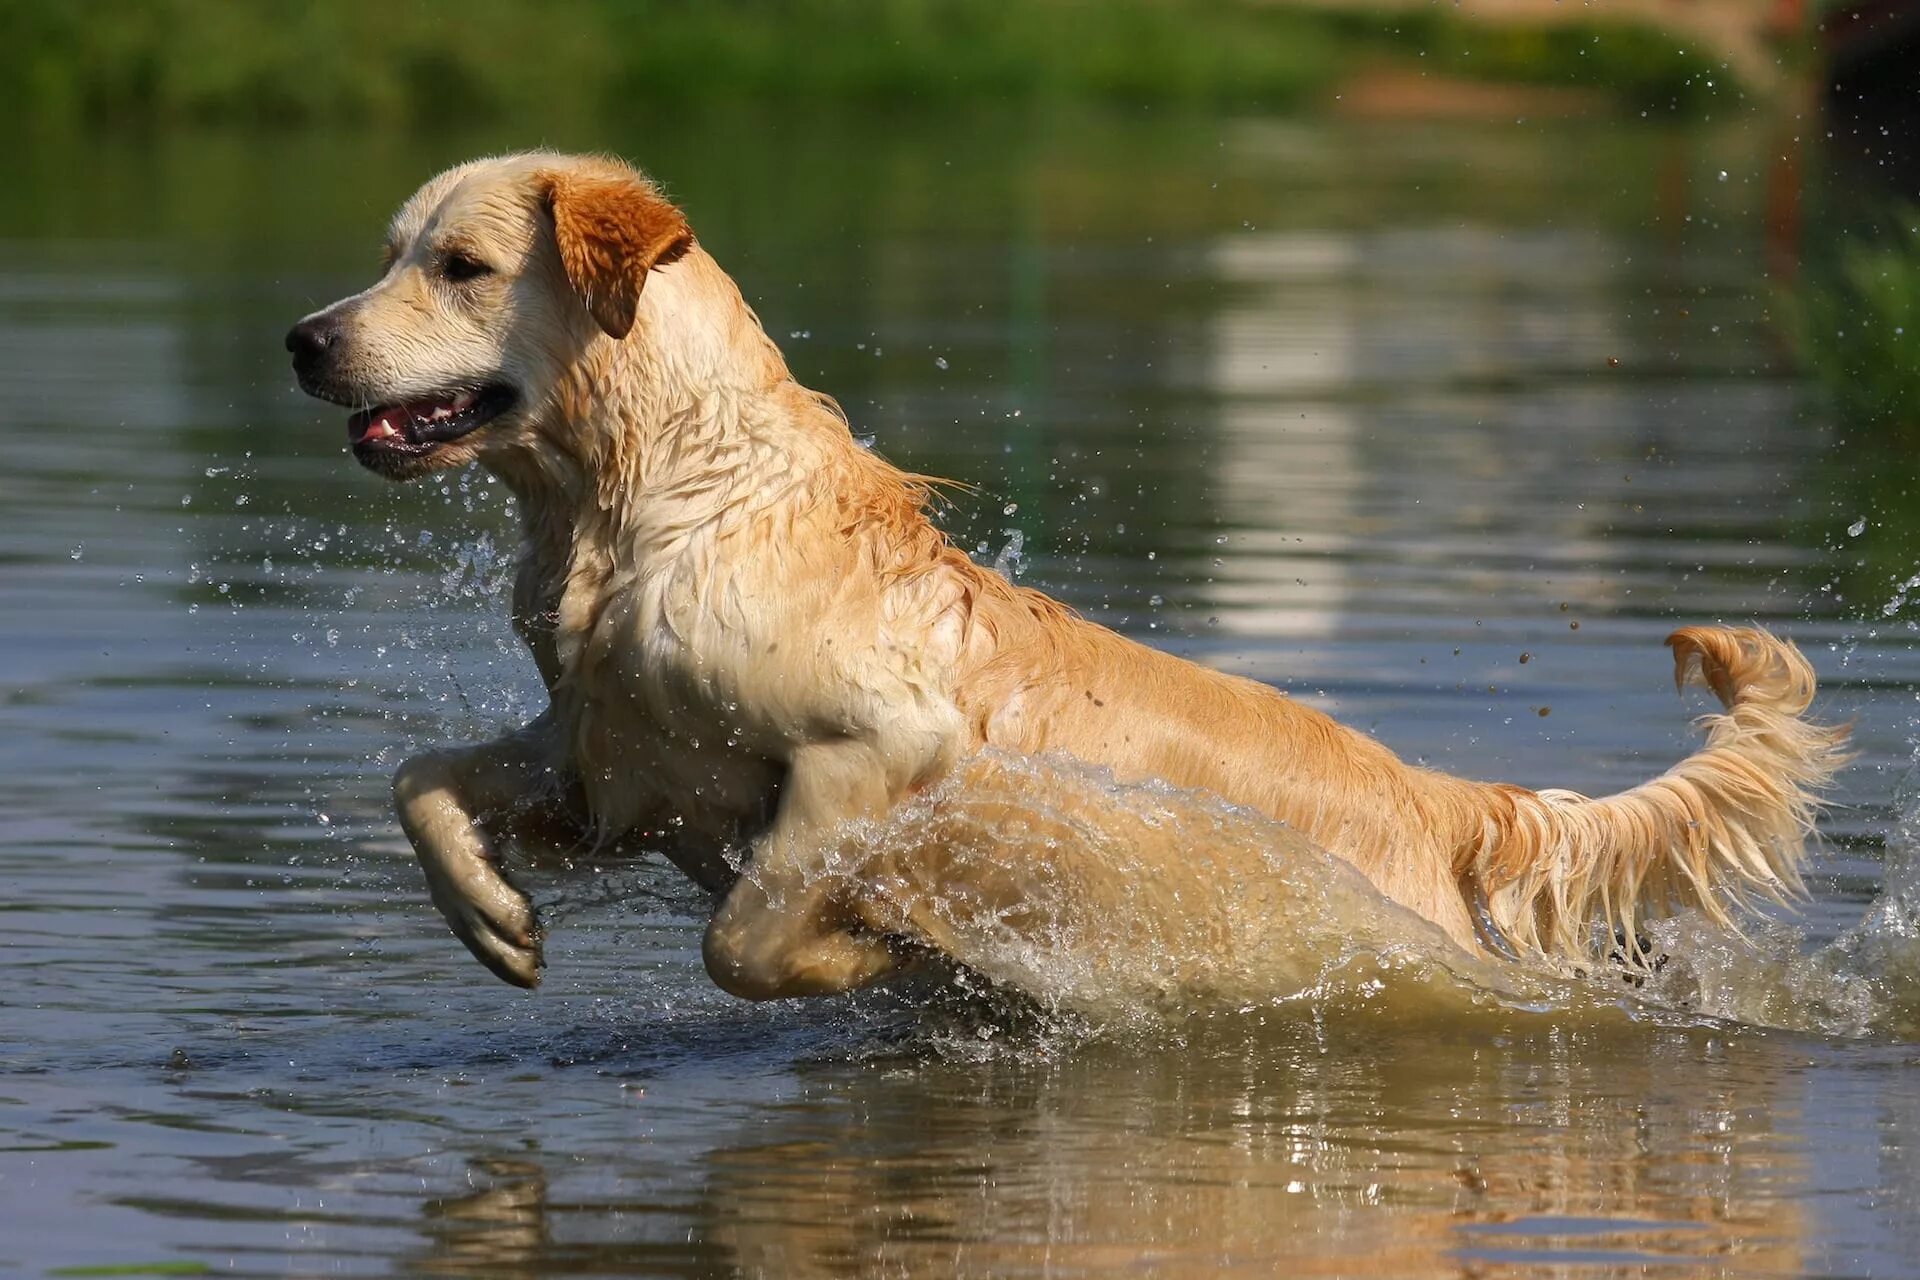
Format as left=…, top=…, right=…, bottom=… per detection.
left=485, top=248, right=908, bottom=686
left=486, top=249, right=839, bottom=550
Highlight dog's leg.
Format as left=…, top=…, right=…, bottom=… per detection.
left=393, top=715, right=582, bottom=988
left=701, top=738, right=906, bottom=999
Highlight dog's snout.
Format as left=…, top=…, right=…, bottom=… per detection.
left=285, top=315, right=339, bottom=376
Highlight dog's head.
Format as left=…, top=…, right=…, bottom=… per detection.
left=287, top=152, right=692, bottom=481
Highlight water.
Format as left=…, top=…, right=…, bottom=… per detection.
left=6, top=107, right=1920, bottom=1275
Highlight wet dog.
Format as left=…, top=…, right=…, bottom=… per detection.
left=289, top=151, right=1848, bottom=997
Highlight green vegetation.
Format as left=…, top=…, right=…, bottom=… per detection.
left=4, top=0, right=1737, bottom=129
left=1364, top=11, right=1733, bottom=111
left=47, top=1264, right=211, bottom=1279
left=1796, top=212, right=1920, bottom=438
left=1791, top=211, right=1920, bottom=619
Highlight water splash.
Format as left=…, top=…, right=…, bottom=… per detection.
left=1538, top=735, right=1920, bottom=1041
left=825, top=752, right=1583, bottom=1029
left=991, top=528, right=1026, bottom=579
left=785, top=751, right=1920, bottom=1041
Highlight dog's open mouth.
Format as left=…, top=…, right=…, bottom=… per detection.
left=348, top=385, right=516, bottom=453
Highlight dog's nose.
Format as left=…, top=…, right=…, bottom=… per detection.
left=285, top=316, right=337, bottom=372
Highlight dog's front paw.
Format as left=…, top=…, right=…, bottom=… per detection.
left=419, top=847, right=545, bottom=989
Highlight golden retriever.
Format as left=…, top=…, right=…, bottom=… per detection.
left=287, top=151, right=1848, bottom=998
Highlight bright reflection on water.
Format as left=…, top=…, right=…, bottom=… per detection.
left=4, top=109, right=1920, bottom=1276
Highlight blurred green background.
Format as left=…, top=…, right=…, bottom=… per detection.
left=6, top=0, right=1731, bottom=125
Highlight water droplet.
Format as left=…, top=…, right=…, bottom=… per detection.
left=1848, top=517, right=1867, bottom=538
left=934, top=356, right=949, bottom=370
left=992, top=529, right=1026, bottom=579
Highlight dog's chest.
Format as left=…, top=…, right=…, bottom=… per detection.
left=549, top=559, right=800, bottom=835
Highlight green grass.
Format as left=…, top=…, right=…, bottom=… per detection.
left=3, top=0, right=1740, bottom=129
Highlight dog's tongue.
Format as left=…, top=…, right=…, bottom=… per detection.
left=352, top=391, right=476, bottom=443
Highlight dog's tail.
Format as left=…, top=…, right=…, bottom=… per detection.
left=1452, top=626, right=1850, bottom=964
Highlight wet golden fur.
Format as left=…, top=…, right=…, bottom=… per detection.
left=291, top=152, right=1850, bottom=996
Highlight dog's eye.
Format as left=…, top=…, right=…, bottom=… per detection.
left=443, top=252, right=492, bottom=282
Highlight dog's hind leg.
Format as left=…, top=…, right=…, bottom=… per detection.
left=703, top=877, right=904, bottom=999
left=393, top=712, right=587, bottom=988
left=701, top=738, right=910, bottom=999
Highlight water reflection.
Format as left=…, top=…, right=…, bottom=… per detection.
left=1194, top=218, right=1820, bottom=654
left=417, top=1160, right=565, bottom=1278
left=398, top=1021, right=1835, bottom=1279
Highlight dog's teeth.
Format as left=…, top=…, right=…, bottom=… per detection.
left=452, top=391, right=476, bottom=412
left=430, top=405, right=452, bottom=421
left=363, top=417, right=400, bottom=441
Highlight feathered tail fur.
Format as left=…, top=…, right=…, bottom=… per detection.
left=1460, top=626, right=1850, bottom=964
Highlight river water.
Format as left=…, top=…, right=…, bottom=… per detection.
left=5, top=107, right=1920, bottom=1276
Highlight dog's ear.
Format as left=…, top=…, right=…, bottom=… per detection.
left=539, top=168, right=693, bottom=340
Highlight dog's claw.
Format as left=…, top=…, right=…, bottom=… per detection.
left=419, top=847, right=545, bottom=989
left=453, top=899, right=545, bottom=989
